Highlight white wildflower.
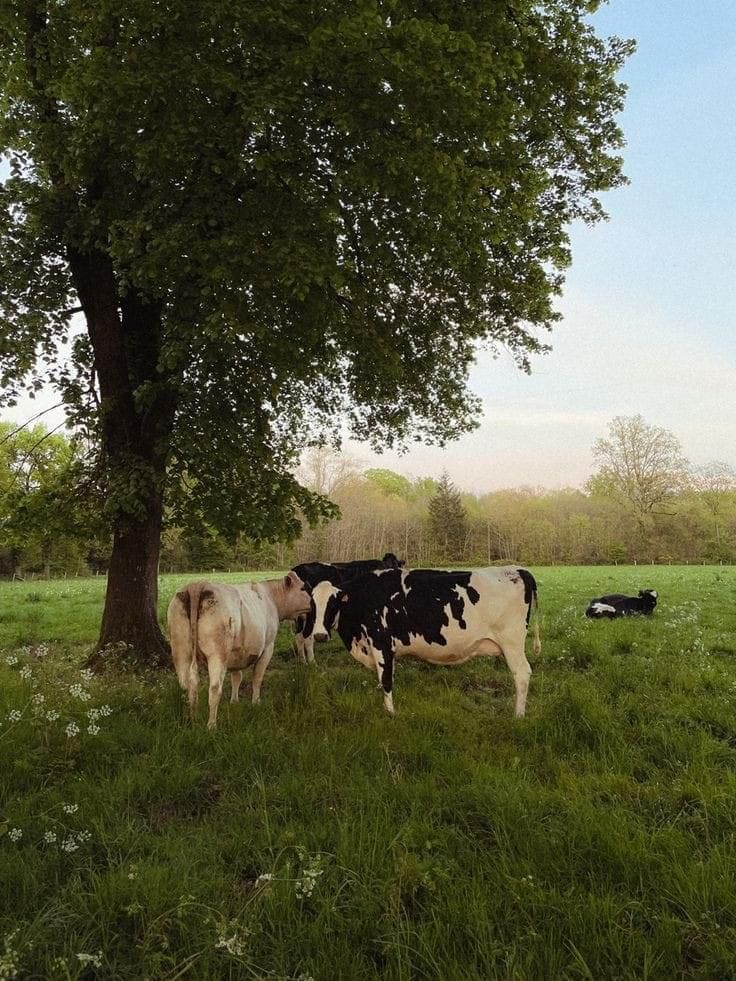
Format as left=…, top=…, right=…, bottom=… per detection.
left=77, top=830, right=92, bottom=843
left=295, top=854, right=324, bottom=900
left=65, top=723, right=80, bottom=738
left=87, top=724, right=100, bottom=736
left=8, top=828, right=22, bottom=842
left=87, top=708, right=100, bottom=722
left=127, top=864, right=139, bottom=880
left=43, top=830, right=57, bottom=844
left=80, top=668, right=95, bottom=683
left=0, top=929, right=20, bottom=981
left=61, top=836, right=79, bottom=853
left=4, top=654, right=18, bottom=666
left=46, top=709, right=60, bottom=722
left=76, top=951, right=103, bottom=968
left=19, top=666, right=32, bottom=680
left=35, top=643, right=50, bottom=658
left=215, top=928, right=249, bottom=957
left=32, top=693, right=45, bottom=706
left=255, top=872, right=274, bottom=887
left=62, top=803, right=79, bottom=815
left=7, top=710, right=22, bottom=723
left=98, top=704, right=113, bottom=717
left=68, top=684, right=91, bottom=702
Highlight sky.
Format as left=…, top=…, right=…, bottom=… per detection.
left=348, top=0, right=736, bottom=491
left=7, top=1, right=736, bottom=494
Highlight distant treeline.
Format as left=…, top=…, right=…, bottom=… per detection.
left=3, top=422, right=735, bottom=577
left=289, top=471, right=736, bottom=570
left=6, top=472, right=735, bottom=579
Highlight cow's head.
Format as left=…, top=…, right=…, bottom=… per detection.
left=638, top=589, right=658, bottom=611
left=311, top=579, right=343, bottom=642
left=382, top=552, right=405, bottom=569
left=282, top=571, right=313, bottom=617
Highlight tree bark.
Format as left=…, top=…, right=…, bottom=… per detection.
left=96, top=490, right=169, bottom=667
left=68, top=247, right=175, bottom=668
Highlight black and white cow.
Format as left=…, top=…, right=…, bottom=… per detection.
left=585, top=589, right=658, bottom=619
left=291, top=553, right=404, bottom=662
left=310, top=566, right=540, bottom=717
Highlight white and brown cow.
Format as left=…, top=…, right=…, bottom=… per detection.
left=168, top=573, right=311, bottom=728
left=310, top=566, right=540, bottom=717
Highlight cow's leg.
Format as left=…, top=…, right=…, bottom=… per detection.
left=371, top=645, right=395, bottom=716
left=251, top=641, right=275, bottom=704
left=206, top=656, right=228, bottom=730
left=295, top=628, right=307, bottom=663
left=497, top=629, right=532, bottom=718
left=230, top=670, right=243, bottom=703
left=295, top=617, right=316, bottom=664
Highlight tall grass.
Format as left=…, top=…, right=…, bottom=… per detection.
left=0, top=566, right=735, bottom=978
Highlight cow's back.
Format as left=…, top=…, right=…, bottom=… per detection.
left=233, top=582, right=279, bottom=652
left=194, top=581, right=274, bottom=661
left=292, top=562, right=345, bottom=589
left=405, top=568, right=531, bottom=656
left=338, top=567, right=531, bottom=661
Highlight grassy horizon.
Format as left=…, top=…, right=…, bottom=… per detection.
left=1, top=566, right=736, bottom=978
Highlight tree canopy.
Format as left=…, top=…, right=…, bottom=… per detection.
left=0, top=419, right=105, bottom=575
left=588, top=415, right=689, bottom=519
left=0, top=0, right=633, bottom=656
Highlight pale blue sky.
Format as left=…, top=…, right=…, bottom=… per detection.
left=10, top=1, right=736, bottom=492
left=352, top=0, right=736, bottom=490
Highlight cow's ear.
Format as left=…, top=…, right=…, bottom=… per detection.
left=340, top=591, right=349, bottom=604
left=284, top=573, right=294, bottom=589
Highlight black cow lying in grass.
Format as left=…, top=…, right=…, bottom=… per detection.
left=585, top=590, right=658, bottom=619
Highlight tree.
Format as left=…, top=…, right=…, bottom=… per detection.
left=689, top=462, right=736, bottom=559
left=365, top=469, right=412, bottom=500
left=0, top=2, right=632, bottom=662
left=428, top=472, right=468, bottom=563
left=588, top=415, right=689, bottom=556
left=297, top=447, right=361, bottom=498
left=0, top=420, right=104, bottom=576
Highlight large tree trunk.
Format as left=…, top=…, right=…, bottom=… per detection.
left=96, top=488, right=170, bottom=667
left=69, top=247, right=175, bottom=668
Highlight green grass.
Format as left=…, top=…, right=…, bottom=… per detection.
left=1, top=566, right=736, bottom=979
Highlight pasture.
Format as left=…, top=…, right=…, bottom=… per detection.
left=1, top=566, right=736, bottom=979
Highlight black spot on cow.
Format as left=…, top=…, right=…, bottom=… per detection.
left=323, top=569, right=488, bottom=653
left=516, top=569, right=539, bottom=625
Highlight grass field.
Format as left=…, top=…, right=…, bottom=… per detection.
left=1, top=566, right=736, bottom=979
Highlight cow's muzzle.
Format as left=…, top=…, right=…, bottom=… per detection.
left=313, top=631, right=329, bottom=643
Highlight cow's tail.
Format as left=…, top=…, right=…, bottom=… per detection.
left=175, top=583, right=206, bottom=710
left=531, top=589, right=541, bottom=656
left=518, top=568, right=541, bottom=656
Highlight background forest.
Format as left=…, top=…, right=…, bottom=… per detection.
left=2, top=415, right=735, bottom=578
